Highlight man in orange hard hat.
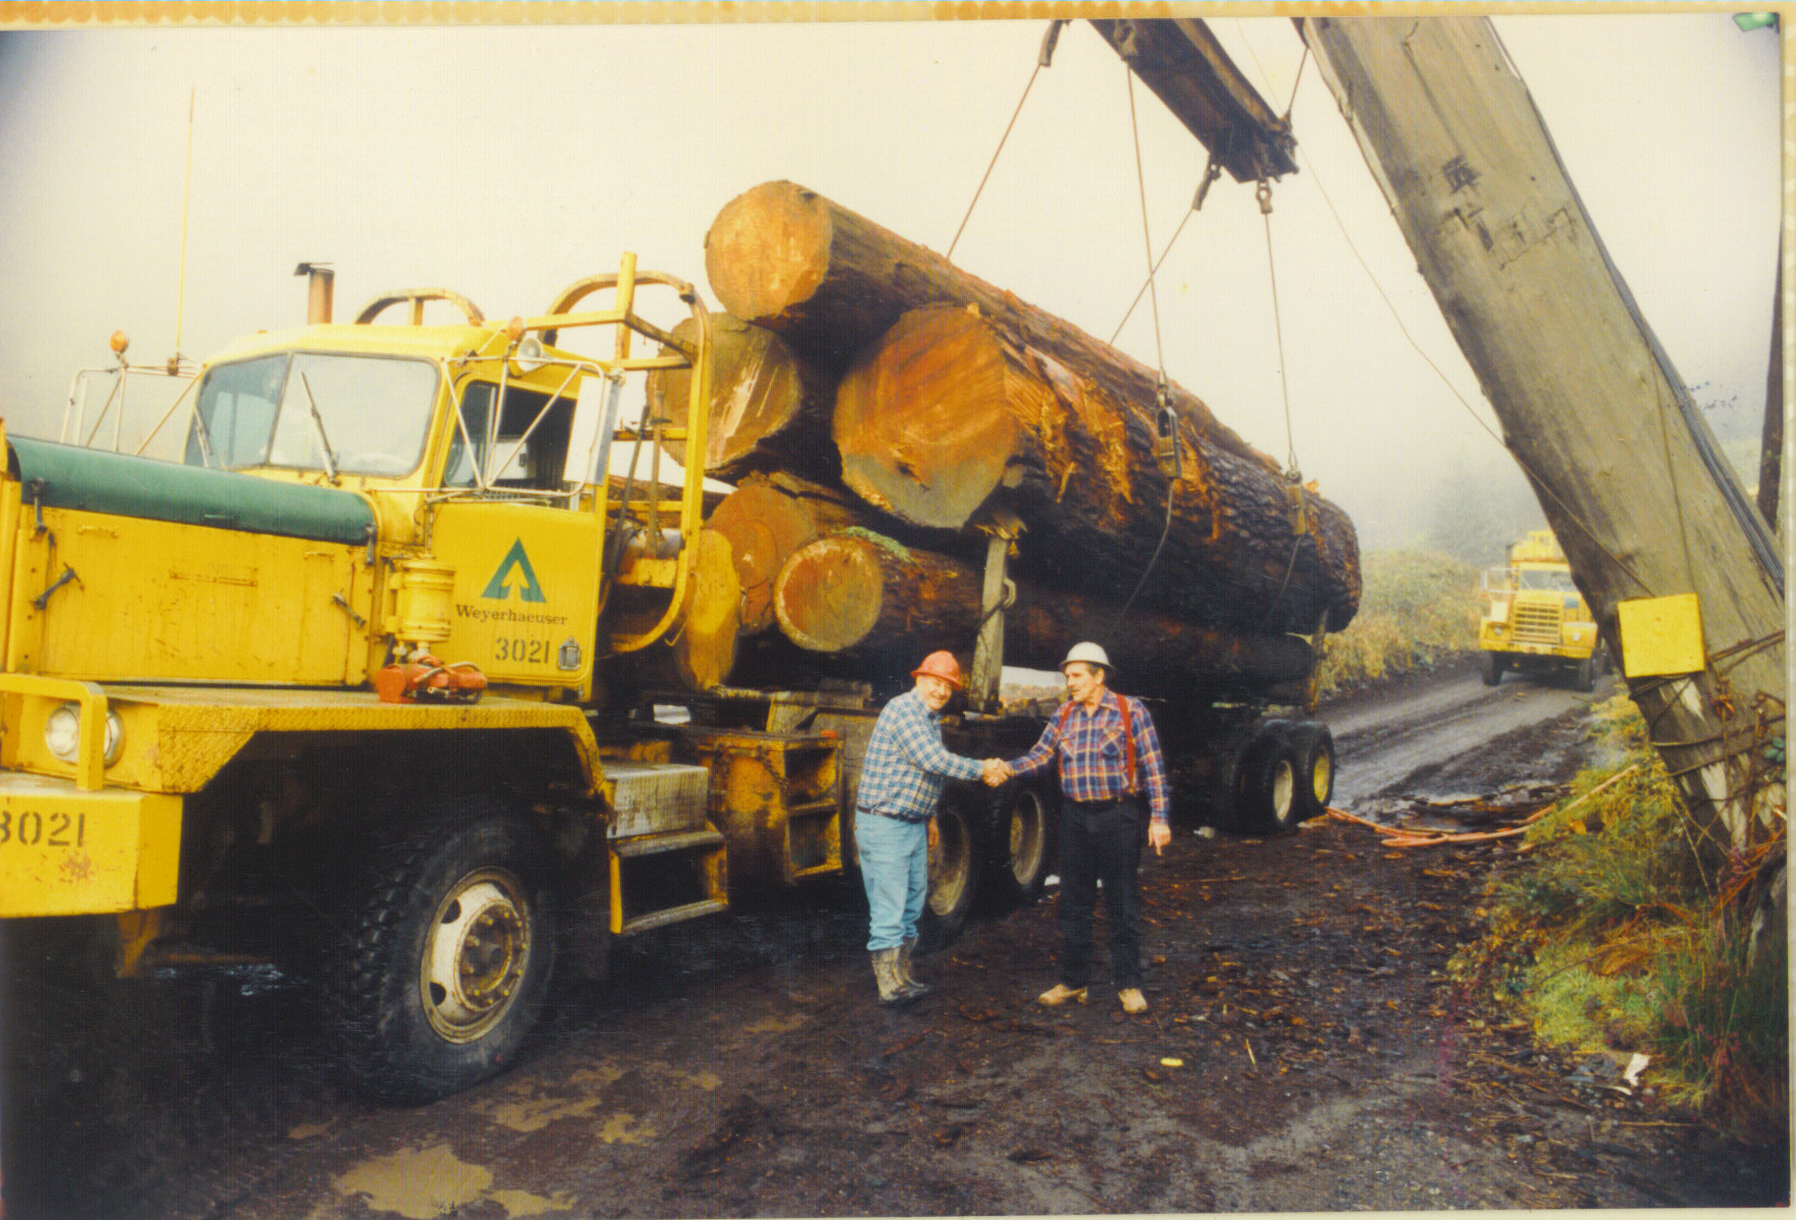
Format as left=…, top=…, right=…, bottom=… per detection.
left=856, top=651, right=1008, bottom=1005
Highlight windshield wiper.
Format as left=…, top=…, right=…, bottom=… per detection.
left=189, top=407, right=217, bottom=468
left=296, top=371, right=341, bottom=484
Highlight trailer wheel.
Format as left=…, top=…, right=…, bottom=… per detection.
left=1481, top=652, right=1507, bottom=686
left=1290, top=722, right=1336, bottom=822
left=1240, top=730, right=1301, bottom=835
left=988, top=781, right=1057, bottom=909
left=917, top=799, right=980, bottom=954
left=329, top=811, right=557, bottom=1103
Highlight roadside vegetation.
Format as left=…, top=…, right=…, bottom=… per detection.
left=1453, top=695, right=1788, bottom=1141
left=1317, top=550, right=1480, bottom=697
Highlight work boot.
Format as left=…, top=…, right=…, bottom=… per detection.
left=1037, top=982, right=1088, bottom=1007
left=1118, top=987, right=1149, bottom=1015
left=896, top=937, right=931, bottom=999
left=871, top=948, right=917, bottom=1007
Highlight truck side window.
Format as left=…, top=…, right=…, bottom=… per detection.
left=443, top=382, right=574, bottom=495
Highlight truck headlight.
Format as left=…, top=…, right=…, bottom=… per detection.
left=45, top=703, right=123, bottom=766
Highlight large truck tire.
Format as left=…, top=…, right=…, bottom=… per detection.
left=917, top=798, right=981, bottom=954
left=1289, top=722, right=1336, bottom=823
left=986, top=780, right=1057, bottom=910
left=1574, top=653, right=1596, bottom=693
left=1239, top=725, right=1301, bottom=835
left=1481, top=651, right=1506, bottom=686
left=328, top=809, right=557, bottom=1103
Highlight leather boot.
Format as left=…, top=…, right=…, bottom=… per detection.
left=896, top=937, right=931, bottom=999
left=871, top=948, right=916, bottom=1006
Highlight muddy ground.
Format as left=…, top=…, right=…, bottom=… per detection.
left=3, top=660, right=1789, bottom=1217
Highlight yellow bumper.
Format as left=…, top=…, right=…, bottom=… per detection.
left=0, top=772, right=180, bottom=916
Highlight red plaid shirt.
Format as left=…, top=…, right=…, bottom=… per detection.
left=1010, top=691, right=1170, bottom=823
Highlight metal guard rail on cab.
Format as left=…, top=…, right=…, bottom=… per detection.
left=0, top=674, right=108, bottom=790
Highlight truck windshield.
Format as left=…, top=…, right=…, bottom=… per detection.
left=186, top=353, right=439, bottom=477
left=1518, top=568, right=1577, bottom=593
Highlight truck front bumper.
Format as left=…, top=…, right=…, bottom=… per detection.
left=0, top=771, right=180, bottom=916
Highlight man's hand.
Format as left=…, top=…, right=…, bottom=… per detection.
left=981, top=758, right=1012, bottom=787
left=927, top=816, right=940, bottom=851
left=1147, top=819, right=1171, bottom=856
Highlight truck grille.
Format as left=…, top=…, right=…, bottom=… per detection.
left=1512, top=602, right=1563, bottom=647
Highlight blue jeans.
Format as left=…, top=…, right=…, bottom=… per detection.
left=856, top=811, right=928, bottom=951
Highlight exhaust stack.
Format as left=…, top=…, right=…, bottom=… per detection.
left=294, top=262, right=335, bottom=324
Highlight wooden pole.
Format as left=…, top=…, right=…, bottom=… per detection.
left=1304, top=16, right=1785, bottom=850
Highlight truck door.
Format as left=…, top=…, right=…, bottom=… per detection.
left=429, top=379, right=601, bottom=691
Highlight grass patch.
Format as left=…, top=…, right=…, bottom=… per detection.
left=1455, top=696, right=1788, bottom=1139
left=1318, top=550, right=1479, bottom=696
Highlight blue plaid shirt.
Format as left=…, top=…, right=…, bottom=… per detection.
left=1009, top=691, right=1171, bottom=823
left=857, top=690, right=984, bottom=822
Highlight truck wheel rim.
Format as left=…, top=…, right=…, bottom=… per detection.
left=1008, top=790, right=1047, bottom=886
left=1272, top=760, right=1295, bottom=822
left=928, top=812, right=970, bottom=914
left=421, top=869, right=532, bottom=1043
left=1311, top=752, right=1333, bottom=804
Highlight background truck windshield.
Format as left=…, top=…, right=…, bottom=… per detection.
left=187, top=352, right=439, bottom=477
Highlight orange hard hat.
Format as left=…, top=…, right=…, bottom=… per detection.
left=911, top=650, right=966, bottom=689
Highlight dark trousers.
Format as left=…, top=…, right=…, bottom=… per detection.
left=1055, top=796, right=1145, bottom=990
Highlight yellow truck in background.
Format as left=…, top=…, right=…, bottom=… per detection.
left=1477, top=529, right=1604, bottom=691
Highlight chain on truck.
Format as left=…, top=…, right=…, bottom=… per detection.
left=1, top=257, right=1336, bottom=1101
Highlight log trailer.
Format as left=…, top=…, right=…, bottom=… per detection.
left=1477, top=529, right=1604, bottom=691
left=0, top=253, right=1347, bottom=1101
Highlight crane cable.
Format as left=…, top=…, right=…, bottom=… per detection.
left=1110, top=62, right=1183, bottom=637
left=946, top=21, right=1065, bottom=262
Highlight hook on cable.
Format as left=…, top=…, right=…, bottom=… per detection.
left=1256, top=179, right=1274, bottom=215
left=1152, top=377, right=1183, bottom=481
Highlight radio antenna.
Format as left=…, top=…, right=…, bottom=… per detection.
left=174, top=87, right=194, bottom=358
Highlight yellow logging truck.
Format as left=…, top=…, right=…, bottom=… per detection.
left=0, top=260, right=1332, bottom=1101
left=1478, top=529, right=1603, bottom=691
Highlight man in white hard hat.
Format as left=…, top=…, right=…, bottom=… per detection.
left=856, top=650, right=1009, bottom=1006
left=992, top=642, right=1171, bottom=1015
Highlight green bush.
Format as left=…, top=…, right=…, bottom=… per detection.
left=1457, top=697, right=1788, bottom=1139
left=1317, top=551, right=1480, bottom=695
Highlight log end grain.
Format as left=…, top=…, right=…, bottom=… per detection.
left=834, top=306, right=1025, bottom=529
left=773, top=533, right=885, bottom=653
left=672, top=530, right=742, bottom=690
left=706, top=477, right=825, bottom=635
left=705, top=181, right=832, bottom=329
left=646, top=314, right=807, bottom=478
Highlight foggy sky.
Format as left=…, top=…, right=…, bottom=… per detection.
left=0, top=11, right=1780, bottom=551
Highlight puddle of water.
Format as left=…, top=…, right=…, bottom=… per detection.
left=596, top=1112, right=657, bottom=1144
left=333, top=1143, right=492, bottom=1219
left=490, top=1187, right=576, bottom=1216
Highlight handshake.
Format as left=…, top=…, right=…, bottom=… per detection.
left=981, top=758, right=1014, bottom=788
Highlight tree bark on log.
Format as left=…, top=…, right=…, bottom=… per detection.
left=706, top=471, right=978, bottom=637
left=704, top=181, right=1269, bottom=470
left=833, top=305, right=1359, bottom=634
left=772, top=529, right=1315, bottom=699
left=607, top=529, right=740, bottom=692
left=643, top=314, right=840, bottom=484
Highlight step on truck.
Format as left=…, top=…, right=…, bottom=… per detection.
left=0, top=257, right=1338, bottom=1101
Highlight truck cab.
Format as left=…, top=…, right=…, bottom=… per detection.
left=1478, top=529, right=1602, bottom=690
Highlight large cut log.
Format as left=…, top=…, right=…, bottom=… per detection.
left=834, top=305, right=1359, bottom=634
left=705, top=181, right=1358, bottom=632
left=705, top=181, right=1266, bottom=466
left=705, top=471, right=978, bottom=637
left=643, top=314, right=840, bottom=484
left=772, top=529, right=1314, bottom=699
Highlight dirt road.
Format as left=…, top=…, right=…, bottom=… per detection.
left=3, top=660, right=1786, bottom=1217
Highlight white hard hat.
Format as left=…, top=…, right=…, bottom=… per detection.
left=1060, top=642, right=1112, bottom=673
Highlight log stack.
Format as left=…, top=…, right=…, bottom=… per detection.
left=679, top=180, right=1359, bottom=699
